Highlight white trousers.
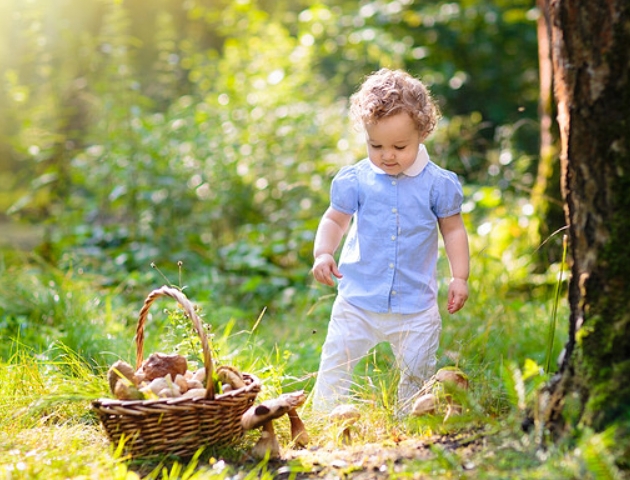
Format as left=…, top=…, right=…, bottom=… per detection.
left=311, top=295, right=442, bottom=413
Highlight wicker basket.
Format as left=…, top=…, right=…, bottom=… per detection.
left=92, top=285, right=261, bottom=459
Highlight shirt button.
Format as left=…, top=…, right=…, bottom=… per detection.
left=392, top=290, right=397, bottom=296
left=392, top=180, right=397, bottom=185
left=392, top=207, right=397, bottom=213
left=391, top=235, right=396, bottom=241
left=389, top=263, right=394, bottom=269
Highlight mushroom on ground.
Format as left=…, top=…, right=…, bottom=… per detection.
left=241, top=391, right=306, bottom=430
left=329, top=404, right=360, bottom=445
left=250, top=421, right=280, bottom=459
left=410, top=368, right=469, bottom=417
left=241, top=391, right=307, bottom=459
left=288, top=408, right=309, bottom=447
left=411, top=393, right=437, bottom=416
left=435, top=367, right=469, bottom=414
left=435, top=367, right=469, bottom=390
left=242, top=404, right=285, bottom=459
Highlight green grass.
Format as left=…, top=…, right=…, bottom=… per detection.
left=0, top=245, right=625, bottom=479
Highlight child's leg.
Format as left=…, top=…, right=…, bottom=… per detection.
left=388, top=305, right=442, bottom=413
left=311, top=296, right=377, bottom=411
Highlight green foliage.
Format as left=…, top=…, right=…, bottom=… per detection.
left=0, top=256, right=130, bottom=365
left=0, top=0, right=552, bottom=314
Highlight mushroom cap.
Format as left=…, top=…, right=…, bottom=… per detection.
left=411, top=393, right=437, bottom=416
left=192, top=368, right=206, bottom=383
left=216, top=365, right=246, bottom=389
left=435, top=368, right=469, bottom=390
left=278, top=390, right=307, bottom=409
left=179, top=387, right=207, bottom=400
left=241, top=391, right=306, bottom=430
left=107, top=360, right=137, bottom=394
left=329, top=404, right=361, bottom=425
left=113, top=380, right=145, bottom=400
left=139, top=353, right=187, bottom=381
left=145, top=376, right=170, bottom=396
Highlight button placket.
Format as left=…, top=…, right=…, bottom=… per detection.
left=389, top=176, right=399, bottom=305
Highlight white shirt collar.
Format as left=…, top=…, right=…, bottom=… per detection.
left=368, top=144, right=430, bottom=177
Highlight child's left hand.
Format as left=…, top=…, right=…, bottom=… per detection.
left=447, top=278, right=468, bottom=314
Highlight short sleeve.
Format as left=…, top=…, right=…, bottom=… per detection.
left=330, top=165, right=359, bottom=215
left=431, top=170, right=464, bottom=218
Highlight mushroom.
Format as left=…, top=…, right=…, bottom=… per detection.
left=410, top=368, right=469, bottom=417
left=139, top=374, right=181, bottom=398
left=192, top=368, right=206, bottom=383
left=138, top=353, right=187, bottom=381
left=241, top=391, right=307, bottom=459
left=329, top=404, right=360, bottom=445
left=174, top=374, right=189, bottom=393
left=216, top=365, right=246, bottom=390
left=250, top=421, right=281, bottom=459
left=113, top=379, right=145, bottom=400
left=179, top=387, right=207, bottom=400
left=186, top=379, right=204, bottom=390
left=288, top=408, right=309, bottom=447
left=444, top=402, right=463, bottom=421
left=145, top=376, right=169, bottom=396
left=435, top=367, right=469, bottom=390
left=411, top=393, right=437, bottom=416
left=435, top=367, right=469, bottom=414
left=107, top=360, right=137, bottom=395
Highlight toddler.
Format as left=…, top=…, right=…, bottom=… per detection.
left=311, top=68, right=469, bottom=413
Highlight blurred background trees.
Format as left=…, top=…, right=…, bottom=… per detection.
left=0, top=0, right=563, bottom=312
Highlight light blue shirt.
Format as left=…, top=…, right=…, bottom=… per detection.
left=331, top=145, right=463, bottom=314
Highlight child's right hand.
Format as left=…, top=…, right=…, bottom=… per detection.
left=312, top=253, right=343, bottom=287
left=447, top=277, right=468, bottom=314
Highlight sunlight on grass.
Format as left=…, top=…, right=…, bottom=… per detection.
left=0, top=245, right=616, bottom=479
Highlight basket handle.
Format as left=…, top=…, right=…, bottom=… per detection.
left=135, top=285, right=215, bottom=400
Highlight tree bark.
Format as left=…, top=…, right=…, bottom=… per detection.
left=541, top=0, right=630, bottom=464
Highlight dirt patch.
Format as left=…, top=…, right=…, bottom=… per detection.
left=256, top=428, right=488, bottom=479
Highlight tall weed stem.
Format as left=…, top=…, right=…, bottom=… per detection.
left=545, top=234, right=568, bottom=373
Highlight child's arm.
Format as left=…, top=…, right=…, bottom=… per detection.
left=312, top=207, right=352, bottom=286
left=438, top=213, right=470, bottom=314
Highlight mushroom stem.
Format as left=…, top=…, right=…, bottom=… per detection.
left=250, top=421, right=280, bottom=459
left=341, top=427, right=352, bottom=445
left=287, top=408, right=309, bottom=447
left=328, top=404, right=360, bottom=446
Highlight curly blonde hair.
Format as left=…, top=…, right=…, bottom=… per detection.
left=349, top=68, right=440, bottom=137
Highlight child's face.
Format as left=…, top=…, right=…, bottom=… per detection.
left=365, top=112, right=422, bottom=176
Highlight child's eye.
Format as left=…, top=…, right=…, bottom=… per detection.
left=370, top=144, right=382, bottom=149
left=395, top=146, right=406, bottom=150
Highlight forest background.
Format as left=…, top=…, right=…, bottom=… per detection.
left=0, top=0, right=594, bottom=478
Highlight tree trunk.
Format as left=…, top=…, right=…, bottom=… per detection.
left=530, top=0, right=564, bottom=268
left=541, top=0, right=630, bottom=465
